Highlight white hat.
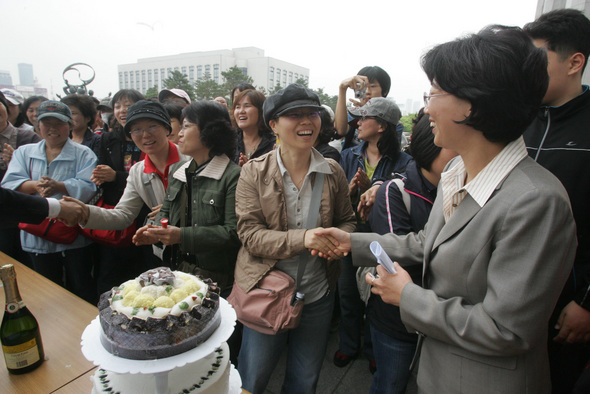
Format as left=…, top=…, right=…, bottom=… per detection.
left=1, top=89, right=24, bottom=105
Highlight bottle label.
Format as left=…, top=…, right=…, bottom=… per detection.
left=2, top=338, right=41, bottom=369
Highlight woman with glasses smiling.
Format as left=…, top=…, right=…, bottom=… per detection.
left=233, top=84, right=356, bottom=393
left=314, top=25, right=577, bottom=393
left=65, top=100, right=188, bottom=293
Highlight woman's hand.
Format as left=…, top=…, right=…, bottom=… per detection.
left=368, top=264, right=413, bottom=306
left=310, top=227, right=351, bottom=260
left=61, top=196, right=90, bottom=225
left=238, top=152, right=250, bottom=167
left=37, top=176, right=66, bottom=197
left=147, top=204, right=162, bottom=220
left=133, top=224, right=181, bottom=246
left=353, top=168, right=371, bottom=193
left=91, top=164, right=116, bottom=185
left=2, top=143, right=14, bottom=164
left=304, top=227, right=341, bottom=257
left=357, top=184, right=381, bottom=221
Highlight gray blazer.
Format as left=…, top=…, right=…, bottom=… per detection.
left=352, top=156, right=577, bottom=393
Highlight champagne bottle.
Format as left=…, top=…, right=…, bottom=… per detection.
left=0, top=264, right=44, bottom=374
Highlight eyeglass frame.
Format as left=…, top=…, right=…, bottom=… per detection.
left=277, top=110, right=321, bottom=121
left=423, top=92, right=451, bottom=107
left=129, top=123, right=165, bottom=137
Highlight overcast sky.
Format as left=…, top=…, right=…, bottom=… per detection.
left=2, top=0, right=539, bottom=105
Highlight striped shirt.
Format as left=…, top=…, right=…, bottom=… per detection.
left=440, top=137, right=528, bottom=222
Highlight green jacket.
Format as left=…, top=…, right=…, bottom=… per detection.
left=159, top=154, right=241, bottom=290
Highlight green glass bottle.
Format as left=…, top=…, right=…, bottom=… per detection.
left=0, top=264, right=45, bottom=374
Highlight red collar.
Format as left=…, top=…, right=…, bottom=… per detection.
left=143, top=141, right=181, bottom=188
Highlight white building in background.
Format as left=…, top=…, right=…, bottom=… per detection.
left=117, top=47, right=309, bottom=96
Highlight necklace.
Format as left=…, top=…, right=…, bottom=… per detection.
left=244, top=137, right=261, bottom=159
left=292, top=172, right=307, bottom=189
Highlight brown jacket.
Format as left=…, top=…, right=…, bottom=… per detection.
left=234, top=149, right=356, bottom=293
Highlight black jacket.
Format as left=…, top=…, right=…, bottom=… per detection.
left=97, top=127, right=131, bottom=206
left=523, top=85, right=590, bottom=312
left=233, top=130, right=276, bottom=164
left=0, top=186, right=48, bottom=228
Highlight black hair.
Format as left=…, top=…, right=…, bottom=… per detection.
left=163, top=102, right=184, bottom=122
left=407, top=108, right=441, bottom=172
left=376, top=120, right=401, bottom=162
left=317, top=107, right=337, bottom=145
left=61, top=94, right=97, bottom=129
left=357, top=66, right=391, bottom=97
left=231, top=83, right=256, bottom=104
left=524, top=9, right=590, bottom=73
left=231, top=89, right=271, bottom=137
left=421, top=25, right=548, bottom=144
left=182, top=101, right=237, bottom=159
left=22, top=95, right=48, bottom=125
left=111, top=89, right=145, bottom=107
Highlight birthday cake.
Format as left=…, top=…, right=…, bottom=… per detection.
left=91, top=342, right=232, bottom=394
left=97, top=267, right=221, bottom=360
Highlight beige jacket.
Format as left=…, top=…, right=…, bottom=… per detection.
left=234, top=149, right=356, bottom=293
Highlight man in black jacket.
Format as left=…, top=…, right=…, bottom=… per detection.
left=524, top=9, right=590, bottom=393
left=0, top=187, right=86, bottom=229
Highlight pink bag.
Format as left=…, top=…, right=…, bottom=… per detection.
left=228, top=270, right=304, bottom=335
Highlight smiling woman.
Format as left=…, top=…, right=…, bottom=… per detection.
left=233, top=84, right=356, bottom=393
left=231, top=89, right=275, bottom=167
left=1, top=100, right=98, bottom=303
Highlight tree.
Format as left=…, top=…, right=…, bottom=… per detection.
left=145, top=85, right=158, bottom=100
left=194, top=72, right=225, bottom=100
left=400, top=113, right=417, bottom=133
left=295, top=77, right=308, bottom=87
left=162, top=70, right=196, bottom=101
left=313, top=87, right=338, bottom=112
left=221, top=66, right=254, bottom=97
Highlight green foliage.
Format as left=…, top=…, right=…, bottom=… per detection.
left=400, top=113, right=418, bottom=133
left=221, top=66, right=254, bottom=97
left=145, top=85, right=159, bottom=100
left=313, top=87, right=338, bottom=112
left=163, top=70, right=196, bottom=101
left=295, top=77, right=308, bottom=87
left=194, top=72, right=225, bottom=100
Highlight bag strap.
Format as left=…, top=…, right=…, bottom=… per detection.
left=293, top=172, right=325, bottom=300
left=142, top=171, right=159, bottom=208
left=391, top=178, right=411, bottom=214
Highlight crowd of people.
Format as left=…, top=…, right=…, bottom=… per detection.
left=1, top=8, right=589, bottom=394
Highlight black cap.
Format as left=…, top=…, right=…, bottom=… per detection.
left=124, top=100, right=172, bottom=137
left=263, top=84, right=322, bottom=128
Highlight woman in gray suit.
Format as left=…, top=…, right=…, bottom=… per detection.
left=314, top=25, right=577, bottom=393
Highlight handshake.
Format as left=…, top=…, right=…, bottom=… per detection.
left=55, top=196, right=90, bottom=226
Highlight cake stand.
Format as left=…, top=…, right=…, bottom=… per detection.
left=81, top=298, right=237, bottom=394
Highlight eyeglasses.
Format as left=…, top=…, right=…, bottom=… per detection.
left=281, top=111, right=321, bottom=121
left=360, top=115, right=377, bottom=122
left=423, top=93, right=451, bottom=107
left=129, top=124, right=161, bottom=137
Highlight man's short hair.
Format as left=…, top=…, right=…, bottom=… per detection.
left=524, top=9, right=590, bottom=73
left=357, top=66, right=391, bottom=97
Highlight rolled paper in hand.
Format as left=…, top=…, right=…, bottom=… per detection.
left=370, top=241, right=397, bottom=274
left=160, top=219, right=168, bottom=228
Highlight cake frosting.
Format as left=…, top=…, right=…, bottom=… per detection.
left=91, top=342, right=231, bottom=394
left=98, top=267, right=221, bottom=360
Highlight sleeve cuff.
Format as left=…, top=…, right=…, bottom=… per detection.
left=47, top=198, right=61, bottom=218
